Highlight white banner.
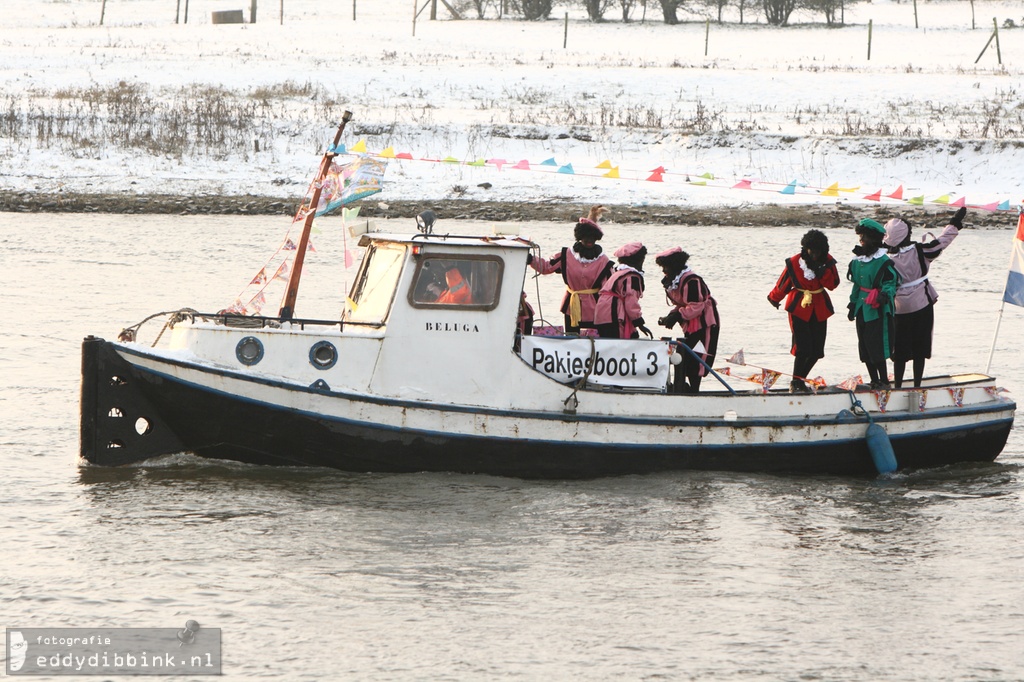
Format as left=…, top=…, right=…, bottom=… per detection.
left=520, top=336, right=670, bottom=390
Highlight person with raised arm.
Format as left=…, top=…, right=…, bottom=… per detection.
left=528, top=205, right=614, bottom=335
left=882, top=207, right=964, bottom=388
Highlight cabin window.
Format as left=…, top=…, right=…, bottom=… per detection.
left=408, top=256, right=503, bottom=310
left=344, top=243, right=406, bottom=325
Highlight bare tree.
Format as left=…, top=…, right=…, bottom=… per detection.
left=658, top=0, right=687, bottom=24
left=507, top=0, right=552, bottom=19
left=618, top=0, right=638, bottom=21
left=762, top=0, right=796, bottom=25
left=584, top=0, right=617, bottom=20
left=703, top=0, right=730, bottom=23
left=803, top=0, right=857, bottom=25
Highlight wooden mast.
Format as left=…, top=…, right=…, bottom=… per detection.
left=279, top=111, right=353, bottom=321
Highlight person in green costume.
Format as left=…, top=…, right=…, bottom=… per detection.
left=847, top=218, right=900, bottom=389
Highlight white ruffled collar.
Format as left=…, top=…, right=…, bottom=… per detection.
left=798, top=257, right=816, bottom=281
left=616, top=264, right=643, bottom=275
left=854, top=248, right=888, bottom=263
left=671, top=267, right=692, bottom=289
left=569, top=247, right=603, bottom=265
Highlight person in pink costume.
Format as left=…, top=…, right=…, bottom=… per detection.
left=882, top=207, right=964, bottom=388
left=529, top=205, right=614, bottom=335
left=656, top=247, right=721, bottom=393
left=594, top=242, right=653, bottom=340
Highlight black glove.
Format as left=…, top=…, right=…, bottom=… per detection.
left=767, top=295, right=780, bottom=309
left=658, top=309, right=683, bottom=329
left=847, top=304, right=856, bottom=321
left=637, top=324, right=653, bottom=339
left=813, top=262, right=829, bottom=279
left=949, top=206, right=967, bottom=229
left=526, top=252, right=534, bottom=265
left=876, top=291, right=889, bottom=305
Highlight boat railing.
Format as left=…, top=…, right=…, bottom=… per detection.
left=117, top=308, right=380, bottom=347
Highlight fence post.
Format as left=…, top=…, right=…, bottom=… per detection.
left=175, top=0, right=181, bottom=23
left=563, top=13, right=568, bottom=49
left=280, top=0, right=284, bottom=24
left=100, top=0, right=106, bottom=24
left=975, top=26, right=997, bottom=63
left=250, top=0, right=257, bottom=23
left=970, top=0, right=975, bottom=29
left=184, top=0, right=189, bottom=23
left=704, top=18, right=710, bottom=56
left=993, top=17, right=1002, bottom=64
left=867, top=19, right=872, bottom=60
left=353, top=0, right=356, bottom=20
left=913, top=0, right=918, bottom=28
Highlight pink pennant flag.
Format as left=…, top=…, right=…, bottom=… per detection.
left=649, top=166, right=666, bottom=173
left=732, top=180, right=753, bottom=190
left=396, top=152, right=414, bottom=160
left=950, top=196, right=966, bottom=207
left=887, top=185, right=904, bottom=200
left=488, top=158, right=507, bottom=171
left=344, top=249, right=355, bottom=269
left=977, top=202, right=1001, bottom=212
left=864, top=189, right=882, bottom=202
left=646, top=170, right=664, bottom=182
left=512, top=160, right=530, bottom=170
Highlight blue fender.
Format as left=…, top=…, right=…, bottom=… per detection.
left=866, top=422, right=898, bottom=474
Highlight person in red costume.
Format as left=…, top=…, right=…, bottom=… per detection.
left=767, top=229, right=841, bottom=393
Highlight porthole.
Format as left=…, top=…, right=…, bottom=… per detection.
left=309, top=341, right=338, bottom=370
left=235, top=336, right=264, bottom=366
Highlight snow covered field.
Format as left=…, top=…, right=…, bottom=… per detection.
left=1, top=0, right=1023, bottom=212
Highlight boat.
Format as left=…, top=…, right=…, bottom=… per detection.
left=79, top=117, right=1016, bottom=478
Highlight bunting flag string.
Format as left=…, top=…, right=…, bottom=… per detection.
left=337, top=138, right=1022, bottom=213
left=725, top=349, right=827, bottom=392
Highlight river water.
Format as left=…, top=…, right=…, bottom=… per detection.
left=2, top=213, right=1023, bottom=680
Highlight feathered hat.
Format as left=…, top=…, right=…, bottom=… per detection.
left=574, top=205, right=608, bottom=242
